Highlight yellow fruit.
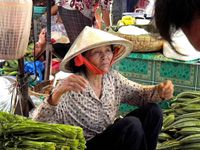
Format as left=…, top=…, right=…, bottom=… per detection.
left=117, top=20, right=125, bottom=27
left=122, top=16, right=136, bottom=25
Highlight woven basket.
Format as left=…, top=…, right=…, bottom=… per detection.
left=29, top=90, right=49, bottom=98
left=111, top=32, right=164, bottom=52
left=29, top=80, right=52, bottom=98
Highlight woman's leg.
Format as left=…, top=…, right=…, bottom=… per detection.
left=126, top=103, right=163, bottom=150
left=86, top=116, right=147, bottom=150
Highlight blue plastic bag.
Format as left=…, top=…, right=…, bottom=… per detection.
left=24, top=61, right=44, bottom=82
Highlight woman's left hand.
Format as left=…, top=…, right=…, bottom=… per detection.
left=157, top=80, right=174, bottom=100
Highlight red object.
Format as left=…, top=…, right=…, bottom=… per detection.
left=137, top=0, right=149, bottom=8
left=74, top=54, right=105, bottom=74
left=52, top=60, right=60, bottom=74
left=51, top=38, right=56, bottom=44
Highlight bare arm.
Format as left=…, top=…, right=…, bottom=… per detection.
left=48, top=74, right=89, bottom=106
left=102, top=9, right=110, bottom=27
left=51, top=5, right=58, bottom=16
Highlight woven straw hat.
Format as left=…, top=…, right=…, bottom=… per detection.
left=60, top=26, right=133, bottom=72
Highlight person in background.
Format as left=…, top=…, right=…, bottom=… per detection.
left=35, top=4, right=70, bottom=61
left=111, top=0, right=139, bottom=25
left=154, top=0, right=200, bottom=51
left=33, top=0, right=47, bottom=6
left=33, top=26, right=174, bottom=150
left=127, top=0, right=139, bottom=12
left=111, top=0, right=126, bottom=25
left=55, top=0, right=112, bottom=44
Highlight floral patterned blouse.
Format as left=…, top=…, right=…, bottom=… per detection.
left=55, top=0, right=112, bottom=20
left=33, top=70, right=162, bottom=141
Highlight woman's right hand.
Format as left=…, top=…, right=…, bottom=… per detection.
left=48, top=74, right=89, bottom=106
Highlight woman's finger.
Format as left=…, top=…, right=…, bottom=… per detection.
left=67, top=75, right=88, bottom=88
left=68, top=81, right=86, bottom=92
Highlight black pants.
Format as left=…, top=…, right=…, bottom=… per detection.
left=86, top=103, right=163, bottom=150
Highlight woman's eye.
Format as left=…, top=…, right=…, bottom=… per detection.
left=106, top=49, right=113, bottom=53
left=94, top=51, right=100, bottom=54
left=91, top=51, right=100, bottom=56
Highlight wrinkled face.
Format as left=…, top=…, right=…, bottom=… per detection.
left=182, top=16, right=200, bottom=51
left=85, top=45, right=114, bottom=73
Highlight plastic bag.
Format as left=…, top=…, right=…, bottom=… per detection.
left=0, top=76, right=17, bottom=112
left=24, top=61, right=45, bottom=82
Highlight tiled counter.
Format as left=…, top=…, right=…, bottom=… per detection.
left=113, top=52, right=200, bottom=113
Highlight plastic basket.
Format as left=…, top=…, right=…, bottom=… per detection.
left=33, top=6, right=46, bottom=18
left=0, top=0, right=32, bottom=60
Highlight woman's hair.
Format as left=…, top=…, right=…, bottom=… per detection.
left=68, top=58, right=86, bottom=73
left=154, top=0, right=200, bottom=42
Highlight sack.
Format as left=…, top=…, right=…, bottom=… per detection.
left=0, top=76, right=17, bottom=112
left=163, top=29, right=200, bottom=61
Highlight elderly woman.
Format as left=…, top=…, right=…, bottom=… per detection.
left=33, top=26, right=174, bottom=150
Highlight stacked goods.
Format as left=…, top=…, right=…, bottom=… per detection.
left=107, top=25, right=163, bottom=53
left=0, top=111, right=86, bottom=150
left=1, top=43, right=34, bottom=76
left=1, top=60, right=18, bottom=76
left=157, top=91, right=200, bottom=150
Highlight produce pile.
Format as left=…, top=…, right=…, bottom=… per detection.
left=0, top=43, right=34, bottom=76
left=0, top=111, right=86, bottom=150
left=157, top=91, right=200, bottom=150
left=117, top=16, right=136, bottom=26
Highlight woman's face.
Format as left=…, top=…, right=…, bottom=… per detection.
left=182, top=16, right=200, bottom=51
left=85, top=45, right=114, bottom=73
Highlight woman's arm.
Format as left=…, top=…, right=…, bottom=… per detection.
left=102, top=9, right=110, bottom=27
left=113, top=70, right=174, bottom=106
left=33, top=74, right=89, bottom=123
left=47, top=74, right=89, bottom=106
left=99, top=0, right=112, bottom=27
left=51, top=5, right=58, bottom=16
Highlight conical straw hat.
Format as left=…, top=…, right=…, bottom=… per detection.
left=60, top=26, right=133, bottom=72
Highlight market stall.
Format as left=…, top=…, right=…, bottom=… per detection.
left=0, top=0, right=200, bottom=149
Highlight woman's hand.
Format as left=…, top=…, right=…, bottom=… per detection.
left=48, top=74, right=89, bottom=106
left=157, top=80, right=174, bottom=100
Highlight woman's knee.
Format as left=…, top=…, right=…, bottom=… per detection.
left=120, top=117, right=144, bottom=137
left=147, top=103, right=163, bottom=120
